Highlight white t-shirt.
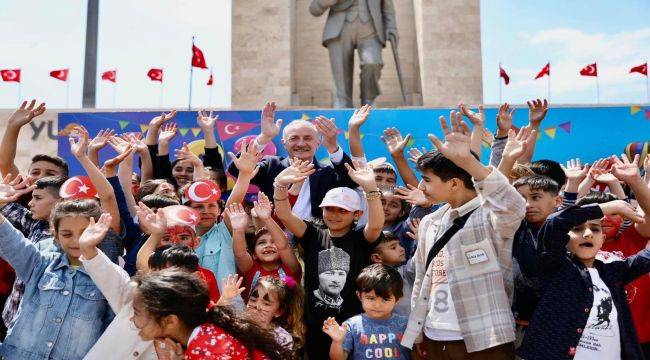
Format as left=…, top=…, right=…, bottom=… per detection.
left=423, top=211, right=462, bottom=341
left=574, top=268, right=621, bottom=360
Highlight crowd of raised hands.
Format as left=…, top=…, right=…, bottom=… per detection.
left=0, top=94, right=648, bottom=360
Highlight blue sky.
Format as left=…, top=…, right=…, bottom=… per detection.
left=481, top=0, right=650, bottom=105
left=0, top=1, right=648, bottom=109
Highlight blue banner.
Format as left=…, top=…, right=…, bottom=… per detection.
left=59, top=105, right=650, bottom=184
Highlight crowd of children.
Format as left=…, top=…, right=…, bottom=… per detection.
left=0, top=97, right=647, bottom=360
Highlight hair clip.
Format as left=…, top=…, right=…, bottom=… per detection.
left=281, top=275, right=297, bottom=289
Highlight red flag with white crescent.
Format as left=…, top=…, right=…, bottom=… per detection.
left=183, top=179, right=221, bottom=204
left=101, top=70, right=116, bottom=82
left=579, top=63, right=598, bottom=77
left=0, top=69, right=21, bottom=82
left=50, top=69, right=69, bottom=82
left=207, top=72, right=213, bottom=86
left=216, top=121, right=260, bottom=141
left=499, top=66, right=510, bottom=85
left=161, top=205, right=200, bottom=226
left=534, top=63, right=550, bottom=80
left=147, top=68, right=163, bottom=82
left=59, top=176, right=98, bottom=199
left=192, top=44, right=208, bottom=69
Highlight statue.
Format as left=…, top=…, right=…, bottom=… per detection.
left=310, top=0, right=398, bottom=108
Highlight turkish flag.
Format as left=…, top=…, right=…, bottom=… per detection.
left=534, top=63, right=550, bottom=80
left=216, top=121, right=260, bottom=141
left=579, top=63, right=598, bottom=77
left=630, top=63, right=648, bottom=76
left=147, top=68, right=163, bottom=82
left=207, top=72, right=213, bottom=86
left=499, top=66, right=510, bottom=85
left=50, top=69, right=69, bottom=82
left=59, top=176, right=98, bottom=200
left=101, top=70, right=116, bottom=82
left=192, top=44, right=207, bottom=69
left=0, top=69, right=21, bottom=82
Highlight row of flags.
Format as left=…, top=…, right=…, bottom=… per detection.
left=498, top=62, right=648, bottom=84
left=0, top=43, right=212, bottom=84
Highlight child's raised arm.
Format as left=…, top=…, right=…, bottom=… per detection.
left=215, top=274, right=245, bottom=307
left=70, top=126, right=122, bottom=233
left=322, top=317, right=349, bottom=360
left=273, top=160, right=315, bottom=238
left=253, top=192, right=300, bottom=274
left=381, top=127, right=419, bottom=187
left=0, top=100, right=46, bottom=177
left=347, top=105, right=371, bottom=159
left=174, top=142, right=206, bottom=181
left=197, top=110, right=225, bottom=172
left=224, top=203, right=254, bottom=273
left=134, top=202, right=167, bottom=274
left=225, top=139, right=260, bottom=208
left=345, top=162, right=384, bottom=242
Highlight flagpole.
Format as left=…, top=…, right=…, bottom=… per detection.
left=159, top=81, right=164, bottom=108
left=66, top=67, right=70, bottom=108
left=595, top=75, right=601, bottom=104
left=17, top=68, right=22, bottom=105
left=208, top=67, right=213, bottom=108
left=646, top=61, right=649, bottom=104
left=188, top=36, right=194, bottom=111
left=112, top=68, right=117, bottom=108
left=547, top=61, right=551, bottom=102
left=498, top=62, right=502, bottom=104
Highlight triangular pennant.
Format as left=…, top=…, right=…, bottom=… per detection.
left=343, top=131, right=364, bottom=140
left=119, top=120, right=129, bottom=130
left=216, top=121, right=260, bottom=141
left=191, top=128, right=202, bottom=137
left=406, top=137, right=415, bottom=148
left=140, top=124, right=149, bottom=133
left=179, top=128, right=189, bottom=136
left=558, top=122, right=571, bottom=134
left=544, top=127, right=557, bottom=139
left=536, top=132, right=542, bottom=140
left=646, top=109, right=650, bottom=120
left=482, top=142, right=490, bottom=149
left=301, top=113, right=311, bottom=121
left=631, top=106, right=641, bottom=115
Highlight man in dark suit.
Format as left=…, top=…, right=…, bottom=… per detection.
left=227, top=102, right=357, bottom=219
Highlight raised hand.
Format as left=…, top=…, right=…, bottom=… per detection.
left=88, top=129, right=115, bottom=153
left=224, top=203, right=249, bottom=232
left=275, top=159, right=316, bottom=186
left=600, top=200, right=645, bottom=223
left=406, top=217, right=421, bottom=241
left=459, top=103, right=485, bottom=127
left=611, top=154, right=641, bottom=184
left=322, top=317, right=347, bottom=343
left=158, top=123, right=178, bottom=144
left=259, top=102, right=282, bottom=143
left=428, top=111, right=472, bottom=164
left=174, top=142, right=202, bottom=166
left=496, top=103, right=515, bottom=137
left=135, top=202, right=167, bottom=236
left=103, top=144, right=134, bottom=176
left=501, top=127, right=536, bottom=161
left=408, top=147, right=427, bottom=164
left=7, top=99, right=46, bottom=128
left=107, top=135, right=131, bottom=154
left=79, top=213, right=112, bottom=250
left=0, top=174, right=35, bottom=206
left=197, top=109, right=218, bottom=130
left=482, top=128, right=495, bottom=147
left=381, top=127, right=411, bottom=157
left=344, top=162, right=378, bottom=191
left=227, top=139, right=260, bottom=177
left=69, top=126, right=90, bottom=159
left=149, top=110, right=176, bottom=128
left=124, top=133, right=148, bottom=154
left=394, top=184, right=430, bottom=207
left=527, top=99, right=548, bottom=128
left=217, top=274, right=246, bottom=306
left=252, top=191, right=273, bottom=220
left=314, top=116, right=339, bottom=153
left=348, top=104, right=372, bottom=128
left=562, top=158, right=589, bottom=183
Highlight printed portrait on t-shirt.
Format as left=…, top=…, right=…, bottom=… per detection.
left=314, top=247, right=350, bottom=310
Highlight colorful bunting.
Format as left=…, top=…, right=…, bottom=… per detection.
left=482, top=142, right=490, bottom=149
left=119, top=121, right=129, bottom=130
left=558, top=122, right=571, bottom=134
left=301, top=114, right=311, bottom=121
left=140, top=124, right=149, bottom=133
left=343, top=131, right=364, bottom=140
left=406, top=137, right=415, bottom=148
left=179, top=128, right=189, bottom=136
left=646, top=110, right=650, bottom=120
left=191, top=128, right=202, bottom=137
left=631, top=106, right=641, bottom=115
left=544, top=127, right=557, bottom=139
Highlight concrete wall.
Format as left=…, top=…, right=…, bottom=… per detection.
left=0, top=110, right=59, bottom=174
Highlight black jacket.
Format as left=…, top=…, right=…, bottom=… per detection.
left=227, top=152, right=357, bottom=218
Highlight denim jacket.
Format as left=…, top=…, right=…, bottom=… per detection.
left=0, top=219, right=113, bottom=360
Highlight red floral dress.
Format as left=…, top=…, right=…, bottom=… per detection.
left=185, top=323, right=270, bottom=360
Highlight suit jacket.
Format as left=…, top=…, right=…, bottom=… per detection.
left=309, top=0, right=397, bottom=47
left=227, top=153, right=358, bottom=218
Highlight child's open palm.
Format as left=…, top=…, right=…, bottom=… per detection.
left=611, top=154, right=641, bottom=183
left=275, top=159, right=316, bottom=186
left=428, top=111, right=472, bottom=164
left=79, top=213, right=112, bottom=249
left=0, top=174, right=35, bottom=206
left=225, top=203, right=249, bottom=231
left=252, top=192, right=273, bottom=220
left=135, top=202, right=167, bottom=236
left=216, top=274, right=245, bottom=306
left=344, top=162, right=377, bottom=190
left=322, top=317, right=347, bottom=342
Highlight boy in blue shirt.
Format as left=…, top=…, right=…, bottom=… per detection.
left=323, top=263, right=410, bottom=359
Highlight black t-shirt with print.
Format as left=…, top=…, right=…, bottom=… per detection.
left=296, top=222, right=380, bottom=359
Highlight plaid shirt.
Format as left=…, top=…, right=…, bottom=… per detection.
left=0, top=203, right=51, bottom=327
left=402, top=168, right=525, bottom=352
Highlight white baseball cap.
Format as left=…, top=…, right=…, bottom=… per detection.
left=319, top=187, right=362, bottom=212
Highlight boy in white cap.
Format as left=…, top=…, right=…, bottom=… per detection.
left=273, top=158, right=385, bottom=360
